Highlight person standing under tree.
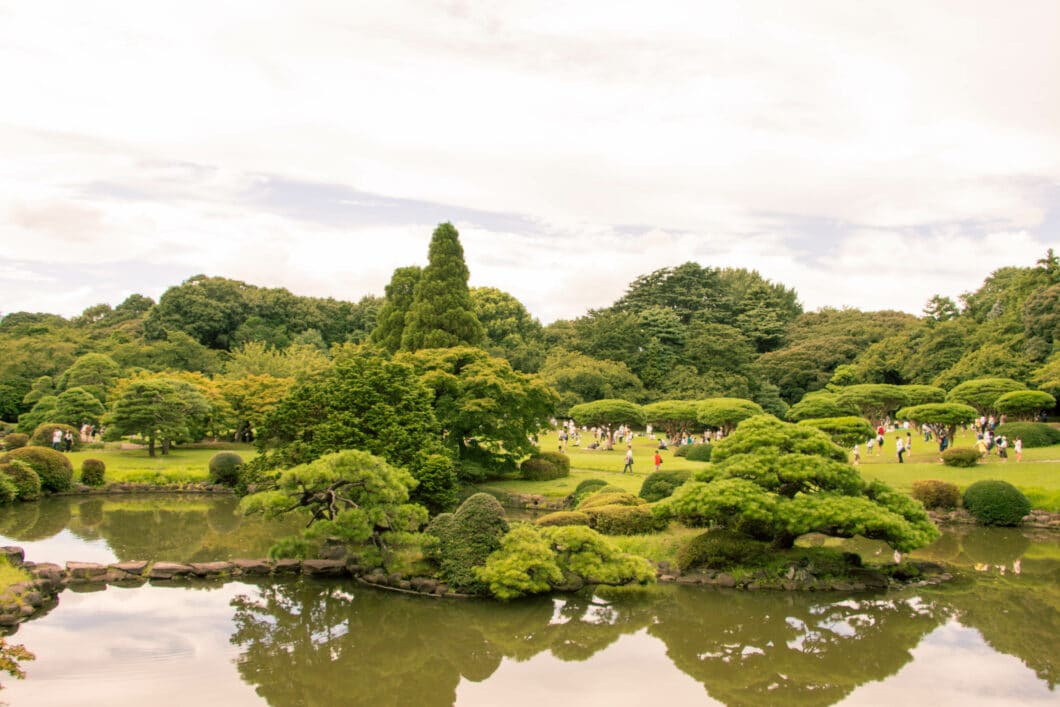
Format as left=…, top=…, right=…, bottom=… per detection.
left=896, top=436, right=905, bottom=464
left=653, top=450, right=662, bottom=472
left=1015, top=437, right=1023, bottom=462
left=622, top=446, right=634, bottom=474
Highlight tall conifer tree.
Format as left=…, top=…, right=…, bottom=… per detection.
left=370, top=265, right=422, bottom=353
left=401, top=223, right=484, bottom=351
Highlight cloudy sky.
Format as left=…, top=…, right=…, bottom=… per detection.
left=2, top=0, right=1059, bottom=324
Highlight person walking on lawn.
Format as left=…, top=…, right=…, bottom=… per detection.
left=622, top=446, right=634, bottom=474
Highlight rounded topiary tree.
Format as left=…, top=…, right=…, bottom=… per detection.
left=895, top=403, right=979, bottom=443
left=2, top=433, right=28, bottom=451
left=945, top=378, right=1026, bottom=415
left=569, top=478, right=607, bottom=506
left=80, top=458, right=106, bottom=486
left=642, top=400, right=700, bottom=442
left=785, top=393, right=859, bottom=422
left=0, top=460, right=42, bottom=501
left=208, top=451, right=245, bottom=487
left=568, top=399, right=645, bottom=450
left=911, top=480, right=961, bottom=510
left=697, top=398, right=764, bottom=435
left=963, top=480, right=1031, bottom=526
left=427, top=492, right=510, bottom=594
left=520, top=451, right=570, bottom=481
left=0, top=446, right=73, bottom=493
left=797, top=416, right=875, bottom=448
left=993, top=390, right=1056, bottom=421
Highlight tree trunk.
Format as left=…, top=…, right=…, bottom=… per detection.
left=771, top=532, right=796, bottom=550
left=161, top=438, right=171, bottom=455
left=148, top=434, right=156, bottom=457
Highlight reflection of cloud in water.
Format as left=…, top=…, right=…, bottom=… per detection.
left=0, top=528, right=117, bottom=564
left=456, top=629, right=717, bottom=707
left=2, top=582, right=263, bottom=706
left=846, top=619, right=1057, bottom=706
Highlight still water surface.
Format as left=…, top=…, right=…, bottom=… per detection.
left=0, top=496, right=1056, bottom=706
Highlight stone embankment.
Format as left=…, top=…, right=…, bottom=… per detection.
left=929, top=508, right=1060, bottom=528
left=653, top=559, right=953, bottom=592
left=0, top=546, right=465, bottom=628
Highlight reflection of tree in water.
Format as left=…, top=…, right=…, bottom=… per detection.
left=935, top=532, right=1060, bottom=690
left=101, top=508, right=209, bottom=560
left=228, top=580, right=656, bottom=706
left=650, top=588, right=947, bottom=707
left=0, top=498, right=70, bottom=541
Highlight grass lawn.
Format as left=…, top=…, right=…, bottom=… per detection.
left=477, top=431, right=709, bottom=499
left=479, top=428, right=1060, bottom=512
left=839, top=429, right=1060, bottom=512
left=63, top=443, right=257, bottom=484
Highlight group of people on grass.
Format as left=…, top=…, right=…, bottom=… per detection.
left=852, top=419, right=1024, bottom=465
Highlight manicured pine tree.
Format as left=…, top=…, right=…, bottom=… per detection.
left=400, top=223, right=485, bottom=351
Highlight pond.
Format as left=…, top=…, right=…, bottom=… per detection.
left=0, top=496, right=1057, bottom=706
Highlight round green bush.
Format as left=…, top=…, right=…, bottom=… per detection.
left=578, top=491, right=645, bottom=510
left=569, top=478, right=608, bottom=506
left=29, top=422, right=81, bottom=451
left=994, top=422, right=1060, bottom=448
left=428, top=493, right=510, bottom=594
left=911, top=479, right=961, bottom=510
left=683, top=444, right=714, bottom=462
left=2, top=433, right=28, bottom=451
left=639, top=470, right=692, bottom=502
left=0, top=460, right=41, bottom=501
left=941, top=448, right=980, bottom=468
left=208, top=452, right=245, bottom=486
left=520, top=453, right=570, bottom=481
left=535, top=510, right=591, bottom=527
left=675, top=529, right=770, bottom=572
left=534, top=451, right=571, bottom=472
left=0, top=446, right=73, bottom=493
left=80, top=458, right=106, bottom=486
left=584, top=504, right=660, bottom=535
left=963, top=480, right=1031, bottom=526
left=672, top=445, right=691, bottom=458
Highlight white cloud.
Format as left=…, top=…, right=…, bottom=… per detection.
left=1, top=1, right=1059, bottom=321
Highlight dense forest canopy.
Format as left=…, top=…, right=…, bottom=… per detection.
left=2, top=235, right=1059, bottom=437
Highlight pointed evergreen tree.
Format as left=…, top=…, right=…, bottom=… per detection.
left=370, top=266, right=422, bottom=353
left=400, top=223, right=485, bottom=351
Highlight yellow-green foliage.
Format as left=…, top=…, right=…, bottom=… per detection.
left=578, top=491, right=644, bottom=510
left=475, top=523, right=654, bottom=600
left=911, top=480, right=961, bottom=509
left=535, top=511, right=590, bottom=527
left=583, top=504, right=659, bottom=535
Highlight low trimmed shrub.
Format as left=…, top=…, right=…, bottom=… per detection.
left=963, top=480, right=1031, bottom=526
left=570, top=478, right=607, bottom=506
left=578, top=491, right=645, bottom=511
left=672, top=445, right=690, bottom=458
left=29, top=423, right=81, bottom=451
left=994, top=422, right=1060, bottom=448
left=941, top=448, right=980, bottom=468
left=675, top=529, right=770, bottom=572
left=0, top=446, right=72, bottom=493
left=639, top=470, right=692, bottom=502
left=584, top=504, right=660, bottom=535
left=683, top=444, right=713, bottom=462
left=208, top=452, right=245, bottom=487
left=520, top=452, right=570, bottom=481
left=535, top=511, right=591, bottom=527
left=2, top=433, right=28, bottom=451
left=80, top=458, right=106, bottom=486
left=911, top=479, right=961, bottom=510
left=0, top=460, right=41, bottom=501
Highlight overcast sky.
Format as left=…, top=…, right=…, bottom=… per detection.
left=2, top=1, right=1059, bottom=324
